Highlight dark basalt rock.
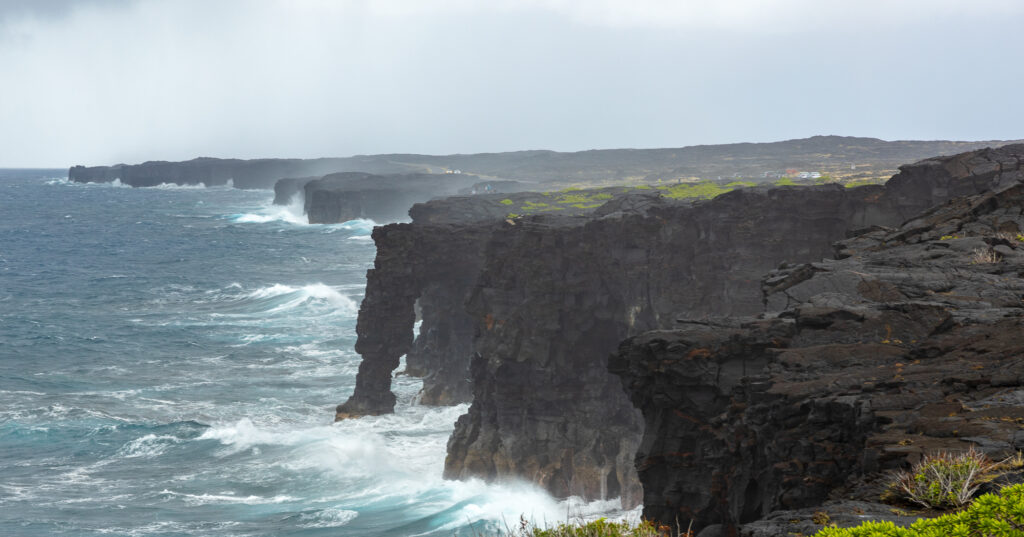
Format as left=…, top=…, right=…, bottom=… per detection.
left=612, top=180, right=1024, bottom=533
left=456, top=180, right=537, bottom=195
left=444, top=185, right=901, bottom=509
left=338, top=143, right=1024, bottom=513
left=68, top=157, right=417, bottom=189
left=303, top=172, right=482, bottom=224
left=336, top=191, right=624, bottom=418
left=336, top=220, right=496, bottom=418
left=272, top=177, right=315, bottom=205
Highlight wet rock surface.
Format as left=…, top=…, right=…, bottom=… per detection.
left=612, top=178, right=1024, bottom=532
left=337, top=144, right=1024, bottom=517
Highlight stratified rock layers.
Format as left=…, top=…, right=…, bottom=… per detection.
left=443, top=185, right=902, bottom=508
left=612, top=166, right=1024, bottom=532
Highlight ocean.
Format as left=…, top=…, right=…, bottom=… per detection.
left=0, top=174, right=629, bottom=536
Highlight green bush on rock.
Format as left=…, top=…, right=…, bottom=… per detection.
left=490, top=517, right=684, bottom=537
left=814, top=484, right=1024, bottom=537
left=890, top=448, right=995, bottom=509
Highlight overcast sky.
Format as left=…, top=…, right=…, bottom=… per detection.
left=0, top=0, right=1022, bottom=167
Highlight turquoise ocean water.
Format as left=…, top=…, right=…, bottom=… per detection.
left=0, top=174, right=627, bottom=536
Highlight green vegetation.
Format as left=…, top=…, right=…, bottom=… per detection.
left=725, top=180, right=756, bottom=187
left=505, top=189, right=621, bottom=214
left=490, top=517, right=682, bottom=537
left=557, top=193, right=592, bottom=204
left=844, top=179, right=886, bottom=189
left=889, top=448, right=994, bottom=509
left=774, top=177, right=798, bottom=186
left=500, top=199, right=515, bottom=206
left=940, top=235, right=957, bottom=241
left=814, top=484, right=1024, bottom=537
left=660, top=181, right=731, bottom=200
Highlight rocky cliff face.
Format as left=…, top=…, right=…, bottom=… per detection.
left=442, top=185, right=905, bottom=509
left=68, top=156, right=419, bottom=189
left=611, top=157, right=1024, bottom=532
left=272, top=177, right=314, bottom=205
left=336, top=190, right=635, bottom=418
left=303, top=172, right=483, bottom=224
left=338, top=144, right=1023, bottom=513
left=336, top=220, right=496, bottom=418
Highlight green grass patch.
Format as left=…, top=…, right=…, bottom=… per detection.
left=725, top=181, right=756, bottom=187
left=557, top=193, right=590, bottom=204
left=660, top=182, right=731, bottom=200
left=500, top=198, right=515, bottom=205
left=774, top=177, right=798, bottom=186
left=844, top=179, right=885, bottom=189
left=491, top=517, right=668, bottom=537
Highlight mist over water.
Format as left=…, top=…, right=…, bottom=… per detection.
left=0, top=175, right=633, bottom=536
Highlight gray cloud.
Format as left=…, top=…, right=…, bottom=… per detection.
left=0, top=0, right=1022, bottom=167
left=0, top=0, right=133, bottom=22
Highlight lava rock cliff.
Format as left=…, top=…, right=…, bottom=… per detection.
left=611, top=158, right=1024, bottom=533
left=338, top=144, right=1024, bottom=515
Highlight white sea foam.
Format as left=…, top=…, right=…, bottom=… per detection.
left=298, top=507, right=359, bottom=528
left=241, top=283, right=358, bottom=315
left=149, top=182, right=207, bottom=190
left=45, top=177, right=130, bottom=187
left=193, top=404, right=631, bottom=532
left=91, top=521, right=242, bottom=536
left=159, top=490, right=297, bottom=505
left=230, top=193, right=307, bottom=225
left=116, top=434, right=181, bottom=459
left=320, top=218, right=376, bottom=236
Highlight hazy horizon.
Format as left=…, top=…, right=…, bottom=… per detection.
left=2, top=0, right=1023, bottom=167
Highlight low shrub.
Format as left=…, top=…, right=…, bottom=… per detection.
left=971, top=248, right=1002, bottom=264
left=814, top=483, right=1024, bottom=536
left=489, top=517, right=689, bottom=537
left=889, top=448, right=995, bottom=509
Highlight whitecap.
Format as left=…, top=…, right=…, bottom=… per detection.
left=298, top=507, right=359, bottom=528
left=241, top=283, right=358, bottom=315
left=116, top=434, right=181, bottom=458
left=320, top=218, right=377, bottom=236
left=229, top=193, right=307, bottom=225
left=149, top=182, right=208, bottom=190
left=159, top=490, right=297, bottom=505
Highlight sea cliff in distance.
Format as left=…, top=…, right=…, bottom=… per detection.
left=69, top=135, right=1023, bottom=191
